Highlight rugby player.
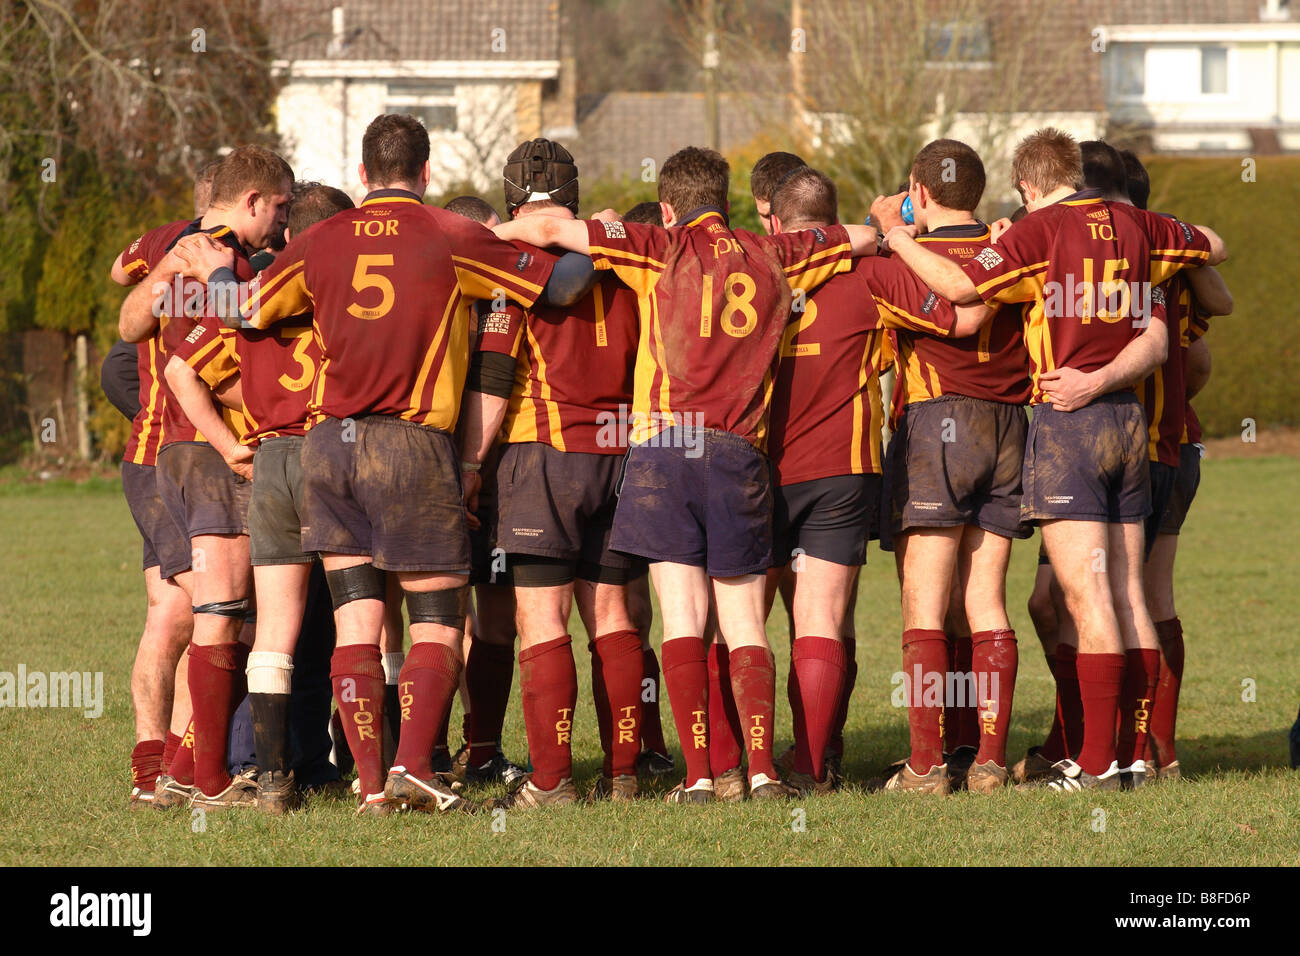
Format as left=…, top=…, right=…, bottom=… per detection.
left=751, top=150, right=807, bottom=235
left=861, top=139, right=1034, bottom=795
left=107, top=178, right=213, bottom=805
left=441, top=192, right=527, bottom=787
left=177, top=183, right=357, bottom=812
left=887, top=128, right=1225, bottom=791
left=117, top=146, right=293, bottom=809
left=1121, top=151, right=1232, bottom=782
left=459, top=139, right=644, bottom=806
left=233, top=114, right=575, bottom=815
left=491, top=146, right=882, bottom=802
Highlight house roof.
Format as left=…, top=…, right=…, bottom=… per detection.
left=571, top=92, right=781, bottom=179
left=264, top=0, right=561, bottom=63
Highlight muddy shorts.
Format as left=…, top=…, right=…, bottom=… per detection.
left=496, top=441, right=633, bottom=586
left=156, top=441, right=251, bottom=539
left=1157, top=442, right=1202, bottom=535
left=773, top=473, right=880, bottom=567
left=612, top=427, right=773, bottom=579
left=300, top=416, right=469, bottom=574
left=249, top=436, right=313, bottom=566
left=881, top=394, right=1030, bottom=547
left=1021, top=393, right=1149, bottom=524
left=122, top=460, right=192, bottom=578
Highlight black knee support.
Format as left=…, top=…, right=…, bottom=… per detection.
left=405, top=585, right=469, bottom=629
left=192, top=598, right=253, bottom=618
left=325, top=563, right=386, bottom=609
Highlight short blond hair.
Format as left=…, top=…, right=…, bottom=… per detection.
left=1011, top=128, right=1082, bottom=195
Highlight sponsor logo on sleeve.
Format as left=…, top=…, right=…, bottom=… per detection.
left=812, top=227, right=826, bottom=244
left=1178, top=221, right=1195, bottom=243
left=922, top=291, right=938, bottom=314
left=514, top=252, right=532, bottom=272
left=1151, top=284, right=1166, bottom=307
left=974, top=247, right=1003, bottom=271
left=184, top=324, right=207, bottom=344
left=602, top=220, right=627, bottom=239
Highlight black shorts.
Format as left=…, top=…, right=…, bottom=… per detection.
left=496, top=442, right=632, bottom=585
left=611, top=427, right=773, bottom=578
left=121, top=460, right=191, bottom=579
left=155, top=441, right=251, bottom=539
left=773, top=474, right=880, bottom=567
left=1021, top=393, right=1149, bottom=524
left=1157, top=443, right=1202, bottom=535
left=1144, top=460, right=1179, bottom=557
left=300, top=416, right=469, bottom=574
left=882, top=395, right=1030, bottom=543
left=249, top=436, right=313, bottom=566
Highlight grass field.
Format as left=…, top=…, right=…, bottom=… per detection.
left=1, top=455, right=1298, bottom=867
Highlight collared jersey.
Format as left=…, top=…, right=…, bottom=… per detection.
left=768, top=254, right=959, bottom=485
left=959, top=190, right=1210, bottom=405
left=585, top=209, right=854, bottom=450
left=476, top=273, right=637, bottom=454
left=891, top=223, right=1031, bottom=409
left=156, top=222, right=253, bottom=446
left=244, top=188, right=554, bottom=430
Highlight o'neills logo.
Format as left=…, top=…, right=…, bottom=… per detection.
left=49, top=886, right=151, bottom=936
left=891, top=667, right=1000, bottom=710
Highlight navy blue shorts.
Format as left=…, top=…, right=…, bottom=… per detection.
left=1021, top=393, right=1149, bottom=524
left=611, top=427, right=773, bottom=578
left=1157, top=442, right=1202, bottom=535
left=121, top=460, right=191, bottom=579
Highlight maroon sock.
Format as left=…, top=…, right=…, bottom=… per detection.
left=640, top=646, right=669, bottom=755
left=787, top=656, right=807, bottom=769
left=395, top=642, right=462, bottom=779
left=331, top=644, right=386, bottom=797
left=902, top=629, right=949, bottom=773
left=829, top=638, right=856, bottom=758
left=595, top=629, right=644, bottom=778
left=1075, top=652, right=1126, bottom=776
left=588, top=639, right=614, bottom=776
left=705, top=642, right=742, bottom=776
left=662, top=637, right=712, bottom=786
left=188, top=641, right=240, bottom=796
left=518, top=635, right=577, bottom=791
left=1150, top=618, right=1184, bottom=765
left=1042, top=645, right=1081, bottom=761
left=170, top=720, right=195, bottom=785
left=131, top=739, right=164, bottom=793
left=1116, top=648, right=1160, bottom=770
left=466, top=639, right=514, bottom=766
left=162, top=732, right=181, bottom=774
left=952, top=634, right=979, bottom=750
left=791, top=636, right=847, bottom=780
left=728, top=645, right=778, bottom=781
left=971, top=629, right=1018, bottom=767
left=431, top=689, right=454, bottom=762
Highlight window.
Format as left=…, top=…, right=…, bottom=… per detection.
left=1115, top=43, right=1146, bottom=97
left=925, top=20, right=992, bottom=65
left=385, top=81, right=457, bottom=131
left=1200, top=46, right=1228, bottom=94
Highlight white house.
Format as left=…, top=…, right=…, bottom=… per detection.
left=264, top=0, right=576, bottom=199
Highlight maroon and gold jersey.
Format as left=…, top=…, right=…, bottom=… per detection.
left=960, top=190, right=1211, bottom=404
left=476, top=274, right=637, bottom=454
left=768, top=254, right=959, bottom=485
left=890, top=223, right=1031, bottom=409
left=1139, top=276, right=1186, bottom=466
left=117, top=219, right=191, bottom=466
left=1184, top=301, right=1211, bottom=446
left=159, top=223, right=255, bottom=446
left=232, top=319, right=318, bottom=442
left=245, top=188, right=554, bottom=431
left=585, top=210, right=853, bottom=450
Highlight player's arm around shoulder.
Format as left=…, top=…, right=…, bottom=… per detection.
left=884, top=226, right=981, bottom=305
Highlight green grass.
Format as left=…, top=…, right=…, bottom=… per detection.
left=2, top=457, right=1298, bottom=866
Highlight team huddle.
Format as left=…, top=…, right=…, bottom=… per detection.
left=105, top=111, right=1229, bottom=815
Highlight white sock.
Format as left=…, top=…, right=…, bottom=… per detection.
left=246, top=651, right=293, bottom=694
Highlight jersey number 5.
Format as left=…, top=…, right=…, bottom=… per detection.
left=347, top=255, right=395, bottom=320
